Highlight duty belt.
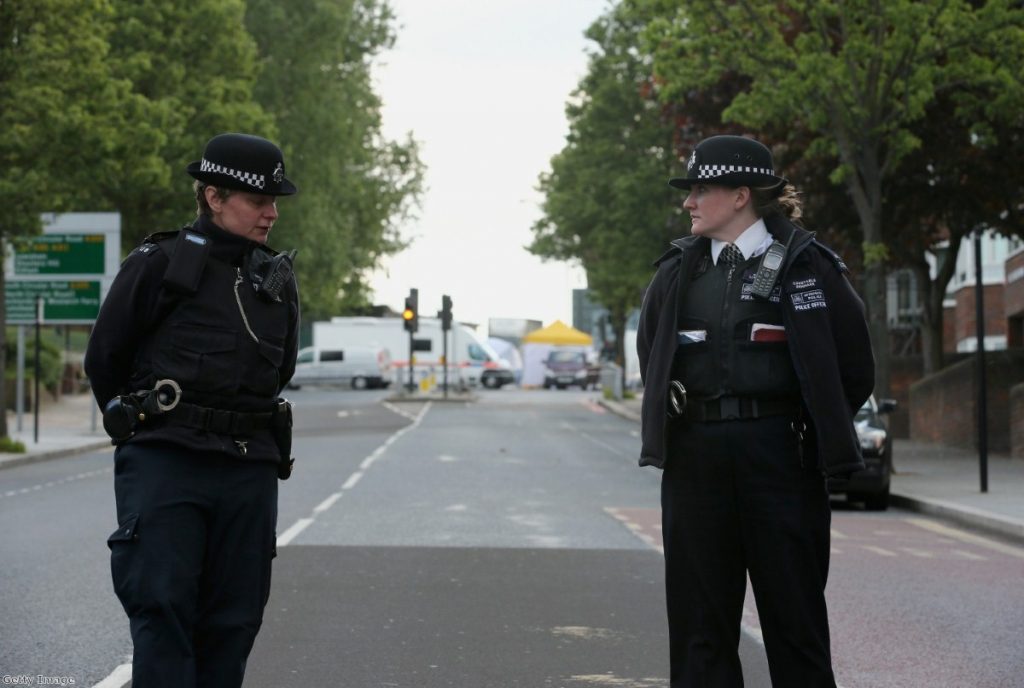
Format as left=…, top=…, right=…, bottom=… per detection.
left=164, top=402, right=275, bottom=435
left=684, top=396, right=800, bottom=423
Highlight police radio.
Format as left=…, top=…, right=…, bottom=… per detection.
left=750, top=232, right=793, bottom=299
left=249, top=249, right=297, bottom=302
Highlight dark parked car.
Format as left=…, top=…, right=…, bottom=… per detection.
left=543, top=350, right=600, bottom=390
left=828, top=395, right=897, bottom=510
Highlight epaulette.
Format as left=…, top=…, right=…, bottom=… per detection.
left=812, top=240, right=850, bottom=274
left=129, top=229, right=179, bottom=259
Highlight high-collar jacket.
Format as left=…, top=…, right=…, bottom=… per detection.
left=636, top=215, right=875, bottom=477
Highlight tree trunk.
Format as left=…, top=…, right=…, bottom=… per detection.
left=916, top=235, right=963, bottom=375
left=864, top=262, right=891, bottom=398
left=0, top=227, right=8, bottom=438
left=913, top=261, right=944, bottom=375
left=611, top=304, right=628, bottom=393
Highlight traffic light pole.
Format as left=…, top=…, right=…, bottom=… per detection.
left=408, top=331, right=415, bottom=392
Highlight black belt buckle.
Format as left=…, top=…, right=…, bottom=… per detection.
left=667, top=381, right=687, bottom=419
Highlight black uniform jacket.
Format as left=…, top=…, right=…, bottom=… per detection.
left=84, top=215, right=300, bottom=461
left=637, top=215, right=874, bottom=477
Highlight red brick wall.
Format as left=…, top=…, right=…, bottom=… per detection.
left=952, top=284, right=1005, bottom=346
left=910, top=350, right=1024, bottom=452
left=943, top=305, right=957, bottom=354
left=1011, top=382, right=1024, bottom=458
left=1004, top=252, right=1024, bottom=319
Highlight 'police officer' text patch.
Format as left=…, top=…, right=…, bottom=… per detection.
left=790, top=289, right=827, bottom=311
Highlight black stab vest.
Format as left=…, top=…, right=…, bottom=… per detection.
left=130, top=236, right=289, bottom=412
left=672, top=249, right=800, bottom=399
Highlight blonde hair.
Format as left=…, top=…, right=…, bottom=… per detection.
left=194, top=181, right=234, bottom=217
left=751, top=183, right=802, bottom=221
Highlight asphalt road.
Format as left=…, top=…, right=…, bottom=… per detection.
left=1, top=387, right=1022, bottom=687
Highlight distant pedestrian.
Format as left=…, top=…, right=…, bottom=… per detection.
left=85, top=133, right=300, bottom=687
left=637, top=134, right=874, bottom=687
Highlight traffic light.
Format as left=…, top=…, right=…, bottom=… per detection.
left=440, top=294, right=452, bottom=331
left=402, top=288, right=418, bottom=333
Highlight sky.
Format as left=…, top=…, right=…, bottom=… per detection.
left=367, top=0, right=608, bottom=335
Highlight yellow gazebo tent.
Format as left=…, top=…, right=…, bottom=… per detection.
left=520, top=320, right=593, bottom=386
left=521, top=320, right=593, bottom=346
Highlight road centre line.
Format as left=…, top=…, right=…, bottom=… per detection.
left=579, top=431, right=627, bottom=458
left=1, top=466, right=111, bottom=501
left=276, top=401, right=432, bottom=549
left=91, top=662, right=132, bottom=688
left=382, top=400, right=418, bottom=421
left=906, top=517, right=1024, bottom=560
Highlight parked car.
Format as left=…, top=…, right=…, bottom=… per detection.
left=288, top=345, right=392, bottom=390
left=828, top=395, right=897, bottom=510
left=542, top=350, right=600, bottom=390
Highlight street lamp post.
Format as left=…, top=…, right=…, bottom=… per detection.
left=973, top=228, right=988, bottom=493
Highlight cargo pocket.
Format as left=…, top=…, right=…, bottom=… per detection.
left=108, top=513, right=140, bottom=608
left=156, top=325, right=240, bottom=395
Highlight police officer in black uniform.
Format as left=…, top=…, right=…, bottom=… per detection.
left=85, top=133, right=300, bottom=688
left=637, top=135, right=875, bottom=687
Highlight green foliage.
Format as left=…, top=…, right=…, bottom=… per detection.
left=532, top=4, right=682, bottom=365
left=4, top=335, right=63, bottom=394
left=245, top=0, right=424, bottom=318
left=0, top=436, right=26, bottom=453
left=103, top=0, right=275, bottom=247
left=635, top=0, right=1024, bottom=393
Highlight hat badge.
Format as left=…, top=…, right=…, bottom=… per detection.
left=273, top=162, right=284, bottom=184
left=686, top=151, right=697, bottom=172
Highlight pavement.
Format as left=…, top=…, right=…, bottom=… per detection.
left=2, top=391, right=1022, bottom=545
left=600, top=394, right=1024, bottom=544
left=0, top=392, right=111, bottom=469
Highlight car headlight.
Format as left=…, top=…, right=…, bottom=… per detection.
left=858, top=429, right=885, bottom=453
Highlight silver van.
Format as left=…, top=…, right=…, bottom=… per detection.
left=288, top=345, right=393, bottom=390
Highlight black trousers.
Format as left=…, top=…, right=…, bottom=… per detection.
left=108, top=442, right=278, bottom=688
left=661, top=415, right=836, bottom=688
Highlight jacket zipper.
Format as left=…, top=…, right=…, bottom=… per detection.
left=234, top=267, right=260, bottom=344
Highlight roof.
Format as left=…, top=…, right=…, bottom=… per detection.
left=521, top=320, right=593, bottom=346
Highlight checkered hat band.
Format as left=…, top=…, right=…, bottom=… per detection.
left=200, top=158, right=266, bottom=190
left=697, top=164, right=774, bottom=179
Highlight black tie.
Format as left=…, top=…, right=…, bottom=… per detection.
left=720, top=243, right=742, bottom=267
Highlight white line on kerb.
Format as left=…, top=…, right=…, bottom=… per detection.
left=276, top=401, right=432, bottom=549
left=91, top=662, right=132, bottom=688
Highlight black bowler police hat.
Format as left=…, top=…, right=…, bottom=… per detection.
left=186, top=133, right=297, bottom=196
left=669, top=135, right=786, bottom=193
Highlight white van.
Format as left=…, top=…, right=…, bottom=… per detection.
left=312, top=317, right=513, bottom=388
left=288, top=345, right=393, bottom=390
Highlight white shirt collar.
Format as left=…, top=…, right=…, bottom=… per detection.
left=711, top=218, right=771, bottom=265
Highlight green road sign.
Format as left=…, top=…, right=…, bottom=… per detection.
left=12, top=234, right=105, bottom=275
left=5, top=280, right=101, bottom=323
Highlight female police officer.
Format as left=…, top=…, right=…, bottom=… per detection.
left=85, top=133, right=300, bottom=687
left=637, top=135, right=874, bottom=687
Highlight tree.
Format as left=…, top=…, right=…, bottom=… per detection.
left=244, top=0, right=424, bottom=319
left=530, top=4, right=682, bottom=385
left=0, top=0, right=150, bottom=438
left=640, top=0, right=1024, bottom=397
left=103, top=0, right=275, bottom=247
